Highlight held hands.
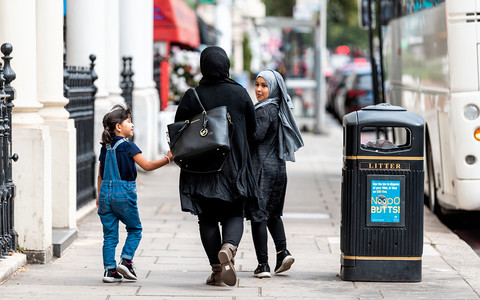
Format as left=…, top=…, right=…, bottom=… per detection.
left=166, top=150, right=174, bottom=163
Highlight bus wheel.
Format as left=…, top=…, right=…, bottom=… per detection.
left=427, top=145, right=438, bottom=214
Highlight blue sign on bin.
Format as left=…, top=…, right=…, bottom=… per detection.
left=366, top=175, right=405, bottom=227
left=371, top=180, right=401, bottom=223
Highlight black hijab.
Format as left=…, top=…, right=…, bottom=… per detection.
left=199, top=46, right=241, bottom=86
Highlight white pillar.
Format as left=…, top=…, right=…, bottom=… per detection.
left=0, top=0, right=53, bottom=263
left=231, top=2, right=243, bottom=75
left=66, top=0, right=107, bottom=97
left=120, top=0, right=159, bottom=160
left=215, top=0, right=233, bottom=57
left=66, top=0, right=113, bottom=153
left=37, top=0, right=77, bottom=229
left=105, top=0, right=125, bottom=104
left=66, top=0, right=122, bottom=202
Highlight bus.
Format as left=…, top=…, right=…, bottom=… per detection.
left=376, top=0, right=480, bottom=213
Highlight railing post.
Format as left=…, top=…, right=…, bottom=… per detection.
left=0, top=61, right=6, bottom=258
left=63, top=48, right=70, bottom=98
left=90, top=54, right=98, bottom=95
left=153, top=51, right=160, bottom=100
left=120, top=56, right=134, bottom=142
left=120, top=56, right=134, bottom=110
left=1, top=43, right=18, bottom=254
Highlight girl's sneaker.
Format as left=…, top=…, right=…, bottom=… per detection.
left=117, top=258, right=137, bottom=280
left=103, top=268, right=123, bottom=283
left=274, top=249, right=295, bottom=274
left=254, top=263, right=272, bottom=278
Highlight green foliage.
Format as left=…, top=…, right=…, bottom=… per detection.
left=263, top=0, right=295, bottom=16
left=262, top=0, right=369, bottom=52
left=242, top=34, right=252, bottom=73
left=327, top=21, right=369, bottom=50
left=328, top=0, right=359, bottom=25
left=327, top=0, right=369, bottom=51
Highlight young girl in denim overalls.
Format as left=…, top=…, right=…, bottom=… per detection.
left=97, top=104, right=173, bottom=283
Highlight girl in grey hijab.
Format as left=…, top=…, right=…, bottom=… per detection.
left=254, top=70, right=304, bottom=161
left=249, top=70, right=304, bottom=278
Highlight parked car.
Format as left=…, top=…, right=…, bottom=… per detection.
left=327, top=58, right=370, bottom=117
left=334, top=65, right=373, bottom=120
left=326, top=67, right=349, bottom=114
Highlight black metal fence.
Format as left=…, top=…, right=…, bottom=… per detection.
left=121, top=56, right=134, bottom=142
left=64, top=54, right=98, bottom=209
left=153, top=52, right=160, bottom=100
left=120, top=56, right=134, bottom=110
left=0, top=43, right=18, bottom=256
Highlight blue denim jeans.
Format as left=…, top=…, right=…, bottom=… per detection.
left=98, top=138, right=142, bottom=270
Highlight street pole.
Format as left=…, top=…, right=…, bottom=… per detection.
left=367, top=0, right=380, bottom=105
left=314, top=0, right=327, bottom=134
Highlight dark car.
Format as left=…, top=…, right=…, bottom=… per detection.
left=343, top=67, right=374, bottom=115
left=327, top=58, right=370, bottom=118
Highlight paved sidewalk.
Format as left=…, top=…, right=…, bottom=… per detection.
left=2, top=116, right=480, bottom=299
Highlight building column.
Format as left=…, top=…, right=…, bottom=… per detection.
left=0, top=0, right=53, bottom=263
left=66, top=0, right=114, bottom=165
left=37, top=0, right=78, bottom=254
left=66, top=0, right=124, bottom=209
left=120, top=0, right=160, bottom=160
left=105, top=0, right=125, bottom=106
left=215, top=0, right=233, bottom=57
left=231, top=2, right=243, bottom=75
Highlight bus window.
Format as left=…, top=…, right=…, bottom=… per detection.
left=380, top=0, right=393, bottom=25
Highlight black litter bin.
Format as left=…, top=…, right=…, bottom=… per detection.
left=340, top=103, right=424, bottom=282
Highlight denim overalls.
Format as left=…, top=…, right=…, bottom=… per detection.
left=98, top=138, right=142, bottom=270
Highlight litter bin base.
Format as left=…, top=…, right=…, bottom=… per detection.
left=340, top=258, right=422, bottom=282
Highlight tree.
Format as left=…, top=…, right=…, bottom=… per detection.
left=263, top=0, right=295, bottom=17
left=262, top=0, right=368, bottom=51
left=327, top=0, right=369, bottom=51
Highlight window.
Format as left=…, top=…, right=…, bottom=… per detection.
left=360, top=126, right=411, bottom=151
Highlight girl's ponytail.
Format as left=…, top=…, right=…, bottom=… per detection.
left=101, top=127, right=113, bottom=145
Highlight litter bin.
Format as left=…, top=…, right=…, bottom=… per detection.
left=340, top=103, right=424, bottom=282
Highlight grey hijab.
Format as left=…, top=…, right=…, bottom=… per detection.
left=255, top=70, right=304, bottom=162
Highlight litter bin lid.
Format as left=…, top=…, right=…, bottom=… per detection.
left=362, top=103, right=406, bottom=111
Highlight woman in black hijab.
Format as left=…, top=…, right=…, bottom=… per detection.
left=174, top=46, right=265, bottom=287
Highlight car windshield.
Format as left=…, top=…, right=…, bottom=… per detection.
left=357, top=74, right=372, bottom=90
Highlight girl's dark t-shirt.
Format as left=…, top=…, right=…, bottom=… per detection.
left=99, top=136, right=141, bottom=181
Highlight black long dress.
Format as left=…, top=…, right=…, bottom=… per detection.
left=250, top=103, right=287, bottom=217
left=175, top=78, right=265, bottom=222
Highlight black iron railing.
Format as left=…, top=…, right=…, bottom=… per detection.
left=121, top=56, right=134, bottom=142
left=0, top=43, right=18, bottom=256
left=120, top=56, right=134, bottom=110
left=153, top=52, right=160, bottom=100
left=64, top=54, right=98, bottom=209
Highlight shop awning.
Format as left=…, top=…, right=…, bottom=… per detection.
left=153, top=0, right=200, bottom=48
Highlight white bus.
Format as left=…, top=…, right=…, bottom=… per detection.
left=380, top=0, right=480, bottom=213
